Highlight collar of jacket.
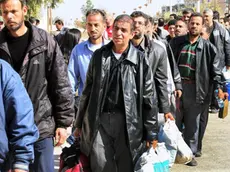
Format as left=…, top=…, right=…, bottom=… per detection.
left=102, top=41, right=139, bottom=65
left=212, top=21, right=221, bottom=31
left=212, top=21, right=227, bottom=39
left=85, top=37, right=109, bottom=52
left=133, top=35, right=152, bottom=55
left=0, top=21, right=46, bottom=56
left=183, top=33, right=203, bottom=50
left=24, top=21, right=47, bottom=53
left=144, top=35, right=152, bottom=49
left=195, top=36, right=204, bottom=51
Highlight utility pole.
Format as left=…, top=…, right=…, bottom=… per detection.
left=47, top=4, right=52, bottom=33
left=197, top=0, right=200, bottom=13
left=214, top=0, right=217, bottom=10
left=229, top=0, right=230, bottom=13
left=170, top=0, right=172, bottom=14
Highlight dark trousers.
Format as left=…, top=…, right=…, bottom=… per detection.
left=29, top=137, right=54, bottom=172
left=209, top=84, right=216, bottom=109
left=198, top=105, right=209, bottom=152
left=176, top=82, right=208, bottom=155
left=90, top=111, right=133, bottom=172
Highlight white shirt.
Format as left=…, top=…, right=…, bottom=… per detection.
left=88, top=42, right=103, bottom=52
left=112, top=50, right=122, bottom=60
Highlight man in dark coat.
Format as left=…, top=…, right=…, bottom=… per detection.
left=130, top=11, right=181, bottom=120
left=74, top=14, right=158, bottom=172
left=201, top=9, right=230, bottom=155
left=170, top=13, right=227, bottom=166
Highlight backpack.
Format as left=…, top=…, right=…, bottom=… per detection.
left=59, top=139, right=90, bottom=172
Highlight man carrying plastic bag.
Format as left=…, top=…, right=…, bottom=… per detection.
left=158, top=119, right=193, bottom=166
left=134, top=143, right=170, bottom=172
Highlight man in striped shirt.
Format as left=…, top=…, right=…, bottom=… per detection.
left=170, top=13, right=227, bottom=166
left=178, top=36, right=198, bottom=81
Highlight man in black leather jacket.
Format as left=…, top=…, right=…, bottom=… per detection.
left=74, top=14, right=158, bottom=172
left=201, top=9, right=230, bottom=153
left=170, top=13, right=227, bottom=166
left=130, top=11, right=181, bottom=120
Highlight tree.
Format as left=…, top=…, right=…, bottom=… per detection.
left=190, top=0, right=221, bottom=14
left=199, top=0, right=221, bottom=13
left=26, top=0, right=63, bottom=18
left=81, top=0, right=94, bottom=24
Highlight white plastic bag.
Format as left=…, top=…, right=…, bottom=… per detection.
left=175, top=133, right=193, bottom=164
left=158, top=119, right=179, bottom=167
left=154, top=143, right=170, bottom=172
left=134, top=143, right=170, bottom=172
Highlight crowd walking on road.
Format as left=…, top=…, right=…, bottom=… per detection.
left=0, top=0, right=230, bottom=172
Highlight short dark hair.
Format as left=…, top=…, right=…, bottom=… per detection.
left=182, top=8, right=194, bottom=15
left=55, top=19, right=64, bottom=26
left=113, top=14, right=134, bottom=32
left=224, top=17, right=229, bottom=23
left=36, top=19, right=40, bottom=24
left=170, top=13, right=177, bottom=19
left=189, top=13, right=204, bottom=24
left=176, top=16, right=183, bottom=20
left=213, top=10, right=220, bottom=20
left=130, top=11, right=148, bottom=26
left=158, top=18, right=165, bottom=27
left=168, top=19, right=176, bottom=26
left=29, top=17, right=36, bottom=24
left=148, top=16, right=154, bottom=25
left=0, top=0, right=26, bottom=6
left=176, top=18, right=187, bottom=25
left=86, top=9, right=106, bottom=22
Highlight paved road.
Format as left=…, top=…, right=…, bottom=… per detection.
left=54, top=112, right=230, bottom=172
left=171, top=113, right=230, bottom=172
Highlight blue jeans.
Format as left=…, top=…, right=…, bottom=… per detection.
left=29, top=137, right=54, bottom=172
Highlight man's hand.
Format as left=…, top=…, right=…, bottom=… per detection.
left=73, top=128, right=81, bottom=138
left=226, top=66, right=230, bottom=70
left=164, top=112, right=174, bottom=121
left=174, top=90, right=182, bottom=98
left=12, top=169, right=27, bottom=172
left=218, top=88, right=229, bottom=100
left=147, top=140, right=158, bottom=149
left=55, top=128, right=67, bottom=147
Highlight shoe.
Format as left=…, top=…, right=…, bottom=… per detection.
left=209, top=108, right=219, bottom=113
left=186, top=158, right=198, bottom=166
left=195, top=151, right=202, bottom=157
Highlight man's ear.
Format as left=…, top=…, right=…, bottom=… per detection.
left=103, top=22, right=106, bottom=30
left=129, top=30, right=134, bottom=40
left=23, top=5, right=28, bottom=16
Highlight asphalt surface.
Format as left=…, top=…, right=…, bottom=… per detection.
left=54, top=112, right=230, bottom=172
left=171, top=112, right=230, bottom=172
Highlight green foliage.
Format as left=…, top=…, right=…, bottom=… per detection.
left=194, top=0, right=221, bottom=13
left=81, top=0, right=94, bottom=24
left=26, top=0, right=63, bottom=18
left=163, top=11, right=171, bottom=21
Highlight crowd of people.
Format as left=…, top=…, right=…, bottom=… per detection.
left=0, top=0, right=229, bottom=172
